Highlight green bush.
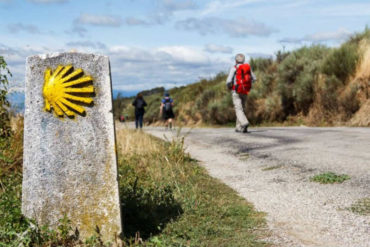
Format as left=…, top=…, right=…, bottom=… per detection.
left=348, top=26, right=370, bottom=45
left=322, top=43, right=359, bottom=82
left=275, top=50, right=290, bottom=63
left=0, top=56, right=12, bottom=138
left=195, top=89, right=216, bottom=110
left=277, top=45, right=329, bottom=116
left=206, top=95, right=235, bottom=124
left=315, top=75, right=341, bottom=115
left=249, top=57, right=273, bottom=72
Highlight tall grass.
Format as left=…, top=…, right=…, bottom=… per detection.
left=117, top=128, right=268, bottom=246
left=0, top=121, right=267, bottom=246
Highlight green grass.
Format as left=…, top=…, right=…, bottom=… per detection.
left=117, top=128, right=268, bottom=246
left=0, top=123, right=268, bottom=246
left=348, top=198, right=370, bottom=216
left=310, top=172, right=350, bottom=184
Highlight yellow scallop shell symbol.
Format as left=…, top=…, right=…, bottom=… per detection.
left=42, top=65, right=94, bottom=118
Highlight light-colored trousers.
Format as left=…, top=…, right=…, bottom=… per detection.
left=232, top=91, right=249, bottom=131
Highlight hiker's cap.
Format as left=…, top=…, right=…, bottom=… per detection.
left=164, top=92, right=170, bottom=97
left=235, top=53, right=245, bottom=64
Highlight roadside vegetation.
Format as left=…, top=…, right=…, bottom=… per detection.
left=114, top=28, right=370, bottom=127
left=1, top=55, right=268, bottom=245
left=117, top=128, right=268, bottom=246
left=348, top=198, right=370, bottom=216
left=0, top=123, right=268, bottom=246
left=310, top=172, right=350, bottom=184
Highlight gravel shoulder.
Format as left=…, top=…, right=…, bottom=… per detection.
left=143, top=125, right=370, bottom=247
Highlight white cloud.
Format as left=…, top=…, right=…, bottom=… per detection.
left=67, top=25, right=88, bottom=37
left=125, top=13, right=170, bottom=26
left=1, top=43, right=231, bottom=95
left=0, top=44, right=51, bottom=93
left=247, top=52, right=273, bottom=59
left=66, top=41, right=107, bottom=49
left=7, top=23, right=40, bottom=34
left=280, top=28, right=352, bottom=44
left=278, top=37, right=301, bottom=44
left=125, top=17, right=151, bottom=26
left=27, top=0, right=67, bottom=3
left=125, top=0, right=197, bottom=27
left=303, top=28, right=352, bottom=42
left=160, top=0, right=197, bottom=12
left=204, top=44, right=233, bottom=54
left=156, top=46, right=210, bottom=64
left=106, top=45, right=230, bottom=91
left=201, top=0, right=262, bottom=16
left=176, top=17, right=277, bottom=37
left=75, top=13, right=122, bottom=27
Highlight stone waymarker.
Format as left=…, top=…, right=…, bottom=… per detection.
left=22, top=52, right=122, bottom=243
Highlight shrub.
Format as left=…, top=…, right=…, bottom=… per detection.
left=348, top=26, right=370, bottom=45
left=195, top=89, right=216, bottom=110
left=206, top=94, right=235, bottom=124
left=0, top=56, right=12, bottom=138
left=277, top=45, right=329, bottom=116
left=338, top=85, right=360, bottom=120
left=249, top=57, right=273, bottom=72
left=313, top=74, right=345, bottom=119
left=275, top=50, right=290, bottom=63
left=322, top=43, right=359, bottom=82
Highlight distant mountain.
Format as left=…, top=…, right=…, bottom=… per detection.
left=112, top=90, right=138, bottom=99
left=6, top=90, right=137, bottom=111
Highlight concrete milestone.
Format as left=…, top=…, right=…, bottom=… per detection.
left=22, top=52, right=122, bottom=243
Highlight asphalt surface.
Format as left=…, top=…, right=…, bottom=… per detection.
left=141, top=125, right=370, bottom=247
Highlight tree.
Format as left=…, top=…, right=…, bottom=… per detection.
left=0, top=56, right=12, bottom=138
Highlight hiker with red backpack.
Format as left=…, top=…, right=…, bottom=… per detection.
left=226, top=53, right=256, bottom=133
left=160, top=92, right=175, bottom=130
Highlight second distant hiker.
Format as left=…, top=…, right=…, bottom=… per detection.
left=160, top=92, right=175, bottom=129
left=132, top=93, right=147, bottom=129
left=226, top=53, right=256, bottom=133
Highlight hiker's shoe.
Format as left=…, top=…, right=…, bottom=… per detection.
left=243, top=124, right=249, bottom=133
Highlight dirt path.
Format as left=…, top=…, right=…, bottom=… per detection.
left=141, top=125, right=370, bottom=247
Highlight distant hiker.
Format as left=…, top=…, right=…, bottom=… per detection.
left=160, top=92, right=175, bottom=129
left=119, top=115, right=125, bottom=122
left=226, top=53, right=256, bottom=133
left=132, top=93, right=147, bottom=129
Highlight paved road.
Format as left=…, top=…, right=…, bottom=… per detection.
left=144, top=126, right=370, bottom=247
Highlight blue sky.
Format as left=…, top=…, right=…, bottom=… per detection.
left=1, top=0, right=369, bottom=95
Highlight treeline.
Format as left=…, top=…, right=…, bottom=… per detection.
left=114, top=28, right=370, bottom=126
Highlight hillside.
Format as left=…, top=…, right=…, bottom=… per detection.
left=115, top=28, right=370, bottom=127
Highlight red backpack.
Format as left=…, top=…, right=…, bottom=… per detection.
left=232, top=63, right=252, bottom=95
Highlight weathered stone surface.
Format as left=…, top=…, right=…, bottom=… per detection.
left=22, top=52, right=122, bottom=242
